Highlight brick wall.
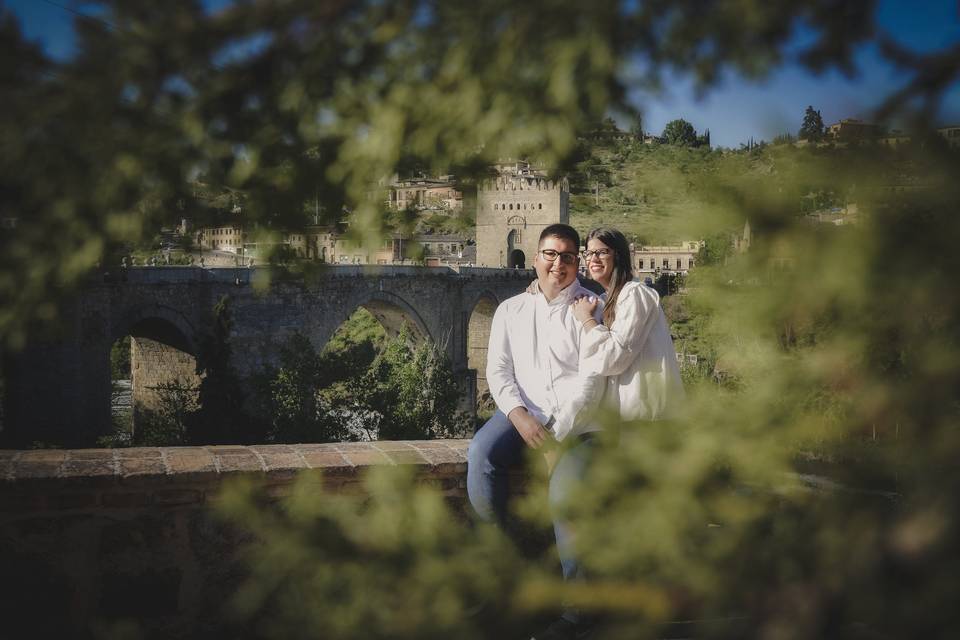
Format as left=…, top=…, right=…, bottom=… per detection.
left=0, top=440, right=474, bottom=638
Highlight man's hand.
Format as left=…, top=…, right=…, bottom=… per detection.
left=508, top=407, right=551, bottom=449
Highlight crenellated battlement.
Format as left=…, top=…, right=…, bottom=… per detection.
left=478, top=175, right=569, bottom=192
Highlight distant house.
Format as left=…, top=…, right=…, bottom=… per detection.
left=388, top=177, right=463, bottom=214
left=827, top=118, right=882, bottom=143
left=199, top=225, right=246, bottom=253
left=936, top=125, right=960, bottom=148
left=630, top=241, right=703, bottom=277
left=878, top=129, right=911, bottom=148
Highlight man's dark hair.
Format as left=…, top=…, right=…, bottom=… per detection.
left=538, top=223, right=580, bottom=250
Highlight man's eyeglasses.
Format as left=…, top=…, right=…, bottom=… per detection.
left=538, top=249, right=579, bottom=265
left=582, top=248, right=612, bottom=261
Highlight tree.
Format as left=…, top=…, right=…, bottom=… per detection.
left=772, top=131, right=797, bottom=145
left=695, top=231, right=734, bottom=266
left=629, top=114, right=644, bottom=139
left=13, top=0, right=951, bottom=348
left=698, top=128, right=711, bottom=148
left=799, top=105, right=826, bottom=141
left=662, top=119, right=698, bottom=146
left=357, top=327, right=470, bottom=440
left=190, top=296, right=254, bottom=444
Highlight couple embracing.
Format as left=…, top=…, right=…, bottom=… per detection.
left=467, top=223, right=684, bottom=639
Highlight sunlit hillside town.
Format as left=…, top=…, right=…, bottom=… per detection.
left=189, top=161, right=706, bottom=276
left=805, top=118, right=960, bottom=148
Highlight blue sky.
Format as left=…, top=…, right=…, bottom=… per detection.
left=5, top=0, right=959, bottom=148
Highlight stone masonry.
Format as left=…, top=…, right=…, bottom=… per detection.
left=1, top=266, right=532, bottom=447
left=0, top=439, right=484, bottom=638
left=475, top=166, right=570, bottom=268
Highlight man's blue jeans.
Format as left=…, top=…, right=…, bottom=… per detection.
left=467, top=411, right=597, bottom=587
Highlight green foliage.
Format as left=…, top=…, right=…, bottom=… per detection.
left=191, top=295, right=254, bottom=444
left=695, top=232, right=735, bottom=266
left=322, top=307, right=386, bottom=371
left=4, top=1, right=960, bottom=637
left=261, top=333, right=339, bottom=444
left=662, top=119, right=698, bottom=146
left=109, top=336, right=131, bottom=380
left=799, top=105, right=826, bottom=141
left=7, top=0, right=943, bottom=348
left=361, top=328, right=472, bottom=440
left=254, top=318, right=468, bottom=443
left=772, top=131, right=797, bottom=146
left=218, top=467, right=535, bottom=640
left=134, top=378, right=199, bottom=446
left=225, top=143, right=960, bottom=637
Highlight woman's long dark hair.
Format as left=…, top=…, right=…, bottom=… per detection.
left=586, top=227, right=633, bottom=327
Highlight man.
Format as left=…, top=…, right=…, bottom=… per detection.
left=467, top=223, right=604, bottom=640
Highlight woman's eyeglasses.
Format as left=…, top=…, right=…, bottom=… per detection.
left=538, top=249, right=579, bottom=265
left=582, top=249, right=612, bottom=261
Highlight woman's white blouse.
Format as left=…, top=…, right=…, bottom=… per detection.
left=578, top=280, right=685, bottom=421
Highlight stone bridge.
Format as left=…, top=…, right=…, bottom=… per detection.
left=1, top=265, right=536, bottom=447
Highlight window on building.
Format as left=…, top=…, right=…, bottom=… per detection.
left=638, top=259, right=644, bottom=269
left=538, top=203, right=542, bottom=209
left=688, top=258, right=694, bottom=268
left=676, top=258, right=682, bottom=269
left=663, top=258, right=669, bottom=268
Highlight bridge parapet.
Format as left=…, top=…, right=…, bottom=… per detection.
left=0, top=440, right=480, bottom=636
left=104, top=264, right=536, bottom=284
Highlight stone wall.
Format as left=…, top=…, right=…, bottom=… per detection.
left=0, top=440, right=474, bottom=638
left=2, top=267, right=533, bottom=447
left=476, top=175, right=570, bottom=268
left=467, top=295, right=498, bottom=402
left=130, top=337, right=201, bottom=433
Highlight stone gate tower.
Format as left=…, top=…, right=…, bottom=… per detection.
left=476, top=162, right=570, bottom=268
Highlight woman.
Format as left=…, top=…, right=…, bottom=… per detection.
left=567, top=226, right=684, bottom=425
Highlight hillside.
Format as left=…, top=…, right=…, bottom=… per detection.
left=568, top=140, right=787, bottom=244
left=563, top=136, right=929, bottom=244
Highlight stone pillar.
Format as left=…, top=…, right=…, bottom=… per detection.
left=130, top=337, right=200, bottom=437
left=467, top=297, right=497, bottom=403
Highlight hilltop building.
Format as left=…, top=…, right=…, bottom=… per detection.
left=937, top=125, right=960, bottom=148
left=632, top=241, right=703, bottom=279
left=387, top=176, right=463, bottom=213
left=827, top=118, right=882, bottom=143
left=198, top=225, right=245, bottom=253
left=195, top=220, right=472, bottom=267
left=475, top=161, right=570, bottom=268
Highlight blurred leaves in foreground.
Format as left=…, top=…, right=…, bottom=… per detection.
left=3, top=0, right=960, bottom=637
left=218, top=466, right=533, bottom=640
left=219, top=140, right=960, bottom=638
left=5, top=0, right=958, bottom=348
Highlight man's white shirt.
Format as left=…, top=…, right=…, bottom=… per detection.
left=486, top=281, right=605, bottom=441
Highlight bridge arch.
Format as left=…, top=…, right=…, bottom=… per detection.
left=112, top=304, right=198, bottom=353
left=466, top=290, right=500, bottom=412
left=319, top=289, right=434, bottom=351
left=111, top=305, right=201, bottom=441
